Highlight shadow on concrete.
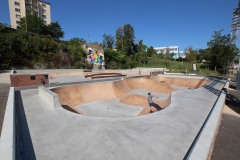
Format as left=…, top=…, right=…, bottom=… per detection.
left=0, top=70, right=11, bottom=74
left=226, top=91, right=240, bottom=114
left=206, top=76, right=226, bottom=84
left=151, top=103, right=162, bottom=111
left=15, top=91, right=36, bottom=160
left=62, top=105, right=79, bottom=114
left=203, top=81, right=221, bottom=96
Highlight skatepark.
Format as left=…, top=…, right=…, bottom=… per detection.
left=0, top=69, right=228, bottom=160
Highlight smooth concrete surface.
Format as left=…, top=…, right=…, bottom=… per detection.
left=38, top=86, right=61, bottom=108
left=127, top=89, right=170, bottom=100
left=0, top=87, right=15, bottom=160
left=14, top=77, right=226, bottom=159
left=76, top=99, right=143, bottom=117
left=187, top=82, right=228, bottom=160
left=51, top=77, right=206, bottom=117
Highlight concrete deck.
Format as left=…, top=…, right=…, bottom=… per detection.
left=14, top=77, right=225, bottom=159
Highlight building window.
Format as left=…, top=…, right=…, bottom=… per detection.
left=43, top=20, right=47, bottom=24
left=44, top=74, right=48, bottom=79
left=42, top=15, right=46, bottom=19
left=42, top=4, right=46, bottom=7
left=25, top=5, right=31, bottom=10
left=15, top=8, right=20, bottom=13
left=15, top=2, right=20, bottom=6
left=16, top=14, right=21, bottom=18
left=42, top=9, right=46, bottom=13
left=16, top=20, right=20, bottom=24
left=30, top=75, right=36, bottom=80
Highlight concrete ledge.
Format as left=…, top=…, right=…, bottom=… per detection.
left=164, top=72, right=197, bottom=76
left=0, top=87, right=15, bottom=160
left=186, top=82, right=229, bottom=160
left=38, top=86, right=61, bottom=109
left=10, top=70, right=15, bottom=74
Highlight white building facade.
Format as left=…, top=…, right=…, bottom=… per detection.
left=154, top=46, right=186, bottom=59
left=8, top=0, right=51, bottom=29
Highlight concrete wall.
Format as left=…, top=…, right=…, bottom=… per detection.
left=38, top=86, right=61, bottom=109
left=0, top=87, right=15, bottom=160
left=10, top=74, right=49, bottom=87
left=186, top=82, right=229, bottom=160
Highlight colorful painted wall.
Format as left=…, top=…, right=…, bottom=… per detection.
left=84, top=44, right=105, bottom=66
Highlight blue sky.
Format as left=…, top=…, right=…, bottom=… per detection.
left=0, top=0, right=238, bottom=50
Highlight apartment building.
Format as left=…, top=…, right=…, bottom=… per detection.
left=154, top=46, right=187, bottom=59
left=8, top=0, right=51, bottom=29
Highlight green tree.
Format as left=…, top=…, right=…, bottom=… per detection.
left=102, top=33, right=115, bottom=49
left=0, top=32, right=14, bottom=69
left=104, top=48, right=120, bottom=69
left=64, top=38, right=88, bottom=68
left=186, top=47, right=196, bottom=64
left=17, top=15, right=64, bottom=39
left=115, top=27, right=124, bottom=51
left=207, top=30, right=239, bottom=73
left=123, top=24, right=135, bottom=55
left=136, top=40, right=147, bottom=53
left=115, top=24, right=136, bottom=56
left=198, top=49, right=210, bottom=62
left=17, top=15, right=45, bottom=34
left=146, top=46, right=156, bottom=57
left=46, top=22, right=64, bottom=39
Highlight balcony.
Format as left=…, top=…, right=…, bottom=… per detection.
left=32, top=7, right=38, bottom=12
left=32, top=2, right=38, bottom=8
left=25, top=0, right=31, bottom=4
left=25, top=6, right=31, bottom=10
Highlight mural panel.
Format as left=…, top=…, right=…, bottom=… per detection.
left=85, top=44, right=105, bottom=66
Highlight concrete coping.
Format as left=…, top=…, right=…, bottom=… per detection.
left=186, top=82, right=229, bottom=160
left=38, top=86, right=61, bottom=109
left=0, top=87, right=16, bottom=160
left=10, top=70, right=14, bottom=74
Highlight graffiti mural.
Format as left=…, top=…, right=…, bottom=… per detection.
left=85, top=44, right=105, bottom=66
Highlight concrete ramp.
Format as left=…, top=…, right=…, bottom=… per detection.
left=152, top=76, right=209, bottom=88
left=51, top=76, right=207, bottom=117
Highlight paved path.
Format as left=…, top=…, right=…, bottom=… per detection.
left=210, top=89, right=240, bottom=160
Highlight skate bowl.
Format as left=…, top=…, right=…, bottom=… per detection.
left=51, top=76, right=209, bottom=117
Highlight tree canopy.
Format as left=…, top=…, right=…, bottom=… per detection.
left=207, top=30, right=239, bottom=72
left=103, top=33, right=115, bottom=49
left=1, top=20, right=240, bottom=72
left=17, top=15, right=64, bottom=39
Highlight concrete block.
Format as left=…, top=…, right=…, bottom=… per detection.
left=38, top=86, right=61, bottom=109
